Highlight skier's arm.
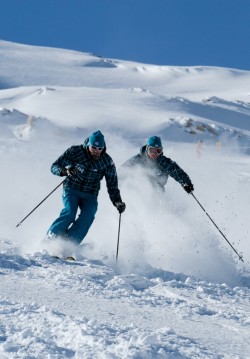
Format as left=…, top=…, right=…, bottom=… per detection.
left=105, top=161, right=123, bottom=205
left=51, top=147, right=74, bottom=176
left=122, top=154, right=141, bottom=168
left=158, top=157, right=194, bottom=191
left=119, top=154, right=143, bottom=182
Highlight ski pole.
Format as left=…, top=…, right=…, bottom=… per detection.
left=190, top=192, right=244, bottom=262
left=116, top=213, right=122, bottom=262
left=16, top=179, right=65, bottom=227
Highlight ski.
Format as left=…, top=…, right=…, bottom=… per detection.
left=65, top=256, right=76, bottom=261
left=52, top=256, right=76, bottom=261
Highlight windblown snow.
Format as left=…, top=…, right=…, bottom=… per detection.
left=0, top=41, right=250, bottom=358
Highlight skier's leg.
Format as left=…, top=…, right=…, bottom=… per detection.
left=66, top=192, right=98, bottom=244
left=47, top=188, right=79, bottom=237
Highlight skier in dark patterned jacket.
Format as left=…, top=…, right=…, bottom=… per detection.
left=122, top=136, right=194, bottom=194
left=47, top=130, right=126, bottom=244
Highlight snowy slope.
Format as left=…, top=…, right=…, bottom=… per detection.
left=0, top=41, right=250, bottom=358
left=1, top=245, right=250, bottom=358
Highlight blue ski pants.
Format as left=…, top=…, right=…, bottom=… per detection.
left=48, top=187, right=98, bottom=244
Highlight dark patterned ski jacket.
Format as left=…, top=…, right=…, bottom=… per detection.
left=51, top=140, right=122, bottom=204
left=123, top=145, right=193, bottom=192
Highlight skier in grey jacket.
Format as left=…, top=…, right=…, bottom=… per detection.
left=47, top=130, right=125, bottom=244
left=122, top=136, right=194, bottom=194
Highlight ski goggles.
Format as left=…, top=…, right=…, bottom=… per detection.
left=91, top=146, right=104, bottom=151
left=148, top=146, right=163, bottom=155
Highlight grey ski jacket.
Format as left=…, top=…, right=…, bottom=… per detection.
left=123, top=145, right=193, bottom=192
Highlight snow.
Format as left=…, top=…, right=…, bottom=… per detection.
left=0, top=41, right=250, bottom=358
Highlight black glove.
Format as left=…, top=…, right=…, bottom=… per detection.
left=115, top=201, right=126, bottom=213
left=60, top=168, right=68, bottom=176
left=61, top=166, right=77, bottom=177
left=183, top=183, right=194, bottom=194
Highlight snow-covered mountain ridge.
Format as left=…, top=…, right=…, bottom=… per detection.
left=0, top=41, right=250, bottom=358
left=1, top=40, right=250, bottom=147
left=1, top=40, right=250, bottom=98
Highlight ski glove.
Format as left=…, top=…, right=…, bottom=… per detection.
left=183, top=183, right=194, bottom=194
left=61, top=166, right=78, bottom=177
left=115, top=201, right=126, bottom=213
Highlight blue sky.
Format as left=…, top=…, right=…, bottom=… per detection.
left=1, top=0, right=250, bottom=70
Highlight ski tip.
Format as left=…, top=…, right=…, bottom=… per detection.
left=52, top=255, right=76, bottom=261
left=52, top=256, right=76, bottom=262
left=64, top=256, right=76, bottom=261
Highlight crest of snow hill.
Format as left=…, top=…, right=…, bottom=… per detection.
left=0, top=40, right=250, bottom=148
